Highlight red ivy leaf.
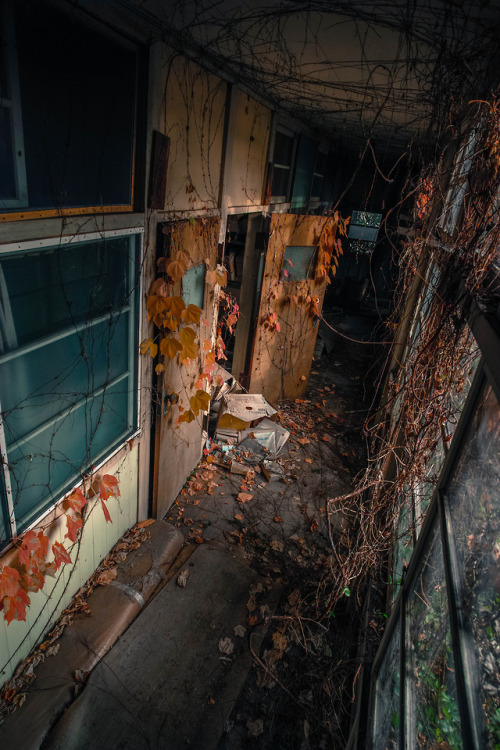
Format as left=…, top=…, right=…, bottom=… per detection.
left=52, top=541, right=72, bottom=569
left=2, top=588, right=31, bottom=624
left=99, top=475, right=120, bottom=502
left=22, top=568, right=45, bottom=593
left=18, top=530, right=49, bottom=569
left=65, top=514, right=83, bottom=543
left=66, top=487, right=87, bottom=514
left=101, top=499, right=112, bottom=524
left=0, top=566, right=20, bottom=599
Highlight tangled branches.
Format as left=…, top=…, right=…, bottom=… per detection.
left=324, top=91, right=500, bottom=610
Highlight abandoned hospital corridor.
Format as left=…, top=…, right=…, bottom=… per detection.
left=1, top=0, right=500, bottom=747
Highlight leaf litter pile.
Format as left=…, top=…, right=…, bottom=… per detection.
left=170, top=321, right=386, bottom=748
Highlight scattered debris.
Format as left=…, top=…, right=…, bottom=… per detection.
left=218, top=637, right=235, bottom=656
left=176, top=569, right=190, bottom=587
left=246, top=718, right=265, bottom=737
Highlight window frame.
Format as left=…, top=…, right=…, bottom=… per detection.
left=0, top=227, right=143, bottom=543
left=0, top=0, right=139, bottom=223
left=269, top=127, right=297, bottom=204
left=368, top=339, right=500, bottom=749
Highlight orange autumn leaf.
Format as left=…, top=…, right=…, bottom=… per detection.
left=181, top=304, right=203, bottom=325
left=190, top=390, right=211, bottom=416
left=160, top=335, right=182, bottom=359
left=166, top=251, right=188, bottom=282
left=202, top=339, right=212, bottom=352
left=139, top=338, right=158, bottom=358
left=99, top=474, right=120, bottom=501
left=134, top=518, right=156, bottom=529
left=179, top=326, right=198, bottom=360
left=237, top=492, right=254, bottom=503
left=226, top=313, right=238, bottom=328
left=0, top=566, right=20, bottom=599
left=101, top=499, right=112, bottom=524
left=52, top=541, right=72, bottom=569
left=178, top=409, right=196, bottom=424
left=66, top=487, right=87, bottom=514
left=155, top=363, right=167, bottom=373
left=297, top=437, right=310, bottom=445
left=22, top=568, right=45, bottom=593
left=1, top=588, right=30, bottom=624
left=18, top=530, right=49, bottom=568
left=205, top=349, right=216, bottom=366
left=66, top=514, right=83, bottom=543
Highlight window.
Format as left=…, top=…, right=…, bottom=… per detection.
left=310, top=150, right=327, bottom=201
left=182, top=263, right=205, bottom=308
left=369, top=350, right=500, bottom=749
left=270, top=131, right=295, bottom=202
left=0, top=231, right=140, bottom=544
left=281, top=246, right=316, bottom=281
left=347, top=210, right=382, bottom=255
left=439, top=128, right=478, bottom=237
left=0, top=0, right=137, bottom=218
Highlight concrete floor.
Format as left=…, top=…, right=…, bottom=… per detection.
left=0, top=312, right=382, bottom=749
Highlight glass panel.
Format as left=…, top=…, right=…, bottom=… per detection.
left=447, top=384, right=500, bottom=748
left=392, top=491, right=414, bottom=602
left=291, top=136, right=316, bottom=208
left=1, top=236, right=132, bottom=347
left=182, top=264, right=205, bottom=309
left=8, top=1, right=136, bottom=212
left=0, top=106, right=16, bottom=199
left=373, top=618, right=401, bottom=749
left=281, top=246, right=316, bottom=281
left=406, top=523, right=462, bottom=749
left=0, top=235, right=139, bottom=540
left=273, top=131, right=293, bottom=167
left=271, top=165, right=290, bottom=198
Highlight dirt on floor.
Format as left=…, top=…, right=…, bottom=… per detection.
left=166, top=312, right=388, bottom=749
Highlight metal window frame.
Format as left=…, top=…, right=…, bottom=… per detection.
left=0, top=227, right=143, bottom=543
left=367, top=328, right=500, bottom=749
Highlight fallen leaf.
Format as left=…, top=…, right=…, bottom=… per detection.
left=304, top=458, right=313, bottom=464
left=310, top=519, right=319, bottom=532
left=321, top=435, right=330, bottom=442
left=234, top=514, right=244, bottom=521
left=247, top=719, right=264, bottom=738
left=218, top=637, right=234, bottom=655
left=97, top=567, right=117, bottom=586
left=272, top=631, right=288, bottom=652
left=270, top=540, right=284, bottom=552
left=273, top=516, right=283, bottom=523
left=177, top=569, right=190, bottom=587
left=134, top=518, right=155, bottom=529
left=237, top=492, right=254, bottom=503
left=234, top=624, right=246, bottom=637
left=297, top=437, right=310, bottom=445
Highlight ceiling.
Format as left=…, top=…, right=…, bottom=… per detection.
left=137, top=0, right=500, bottom=161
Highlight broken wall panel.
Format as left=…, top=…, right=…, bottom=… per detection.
left=153, top=218, right=220, bottom=518
left=249, top=213, right=335, bottom=402
left=151, top=48, right=227, bottom=212
left=225, top=89, right=271, bottom=209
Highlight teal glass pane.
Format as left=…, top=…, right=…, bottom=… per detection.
left=447, top=384, right=500, bottom=748
left=0, top=235, right=139, bottom=539
left=373, top=618, right=401, bottom=749
left=406, top=523, right=462, bottom=749
left=281, top=246, right=316, bottom=281
left=182, top=264, right=205, bottom=309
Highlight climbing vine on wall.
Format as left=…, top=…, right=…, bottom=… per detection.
left=140, top=241, right=238, bottom=425
left=0, top=475, right=120, bottom=624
